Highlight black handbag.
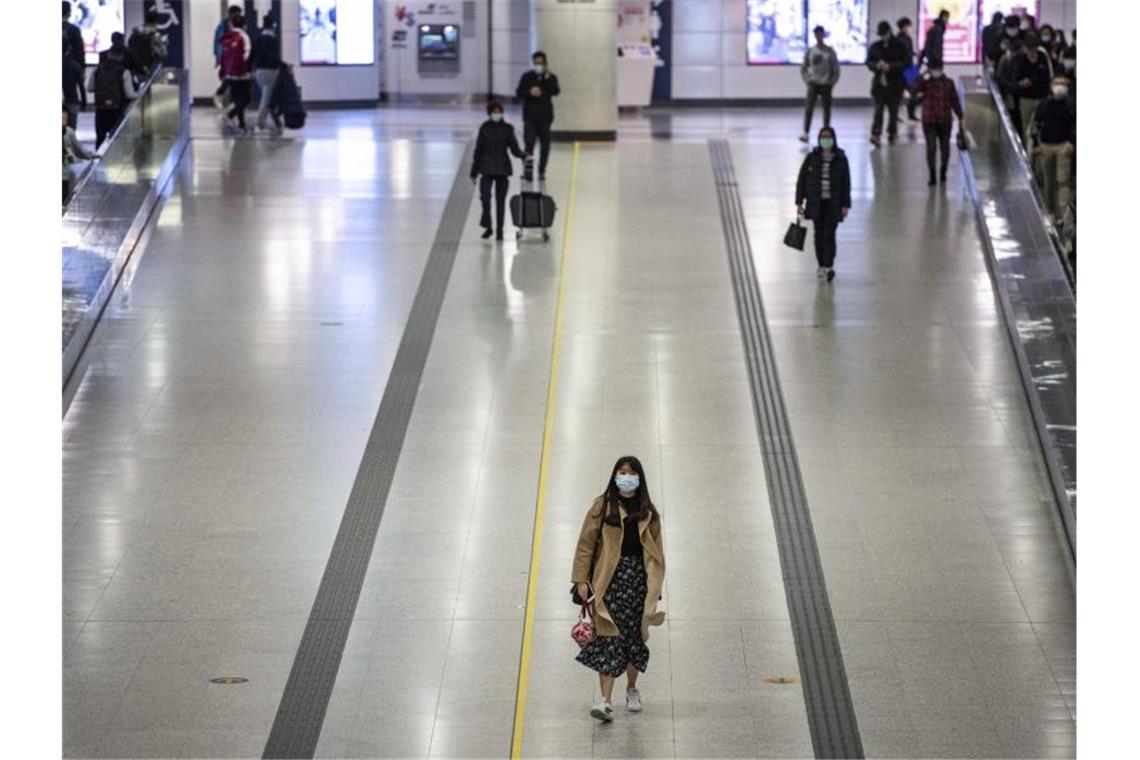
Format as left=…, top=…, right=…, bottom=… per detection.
left=570, top=506, right=606, bottom=604
left=784, top=213, right=807, bottom=251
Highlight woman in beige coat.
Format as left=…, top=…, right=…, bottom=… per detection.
left=572, top=456, right=665, bottom=722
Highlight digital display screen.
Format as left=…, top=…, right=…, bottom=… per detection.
left=300, top=0, right=374, bottom=66
left=746, top=0, right=869, bottom=65
left=69, top=0, right=125, bottom=65
left=917, top=0, right=978, bottom=64
left=980, top=1, right=1042, bottom=27
left=418, top=25, right=460, bottom=60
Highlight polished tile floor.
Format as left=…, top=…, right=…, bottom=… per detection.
left=63, top=105, right=1074, bottom=759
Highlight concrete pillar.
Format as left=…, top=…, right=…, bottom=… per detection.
left=533, top=0, right=617, bottom=140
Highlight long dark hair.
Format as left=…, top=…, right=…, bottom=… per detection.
left=600, top=455, right=658, bottom=525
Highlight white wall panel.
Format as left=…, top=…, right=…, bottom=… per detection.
left=672, top=65, right=722, bottom=98
left=674, top=32, right=723, bottom=66
left=674, top=0, right=723, bottom=33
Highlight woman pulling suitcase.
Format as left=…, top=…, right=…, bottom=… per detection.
left=471, top=101, right=529, bottom=241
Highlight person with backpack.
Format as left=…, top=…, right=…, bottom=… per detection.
left=63, top=2, right=87, bottom=111
left=220, top=15, right=253, bottom=134
left=252, top=14, right=282, bottom=135
left=470, top=101, right=528, bottom=241
left=128, top=10, right=167, bottom=75
left=86, top=33, right=138, bottom=149
left=270, top=62, right=304, bottom=131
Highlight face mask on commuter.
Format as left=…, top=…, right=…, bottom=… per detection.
left=1052, top=84, right=1068, bottom=99
left=880, top=32, right=890, bottom=42
left=1041, top=33, right=1053, bottom=44
left=1061, top=58, right=1075, bottom=72
left=819, top=137, right=834, bottom=150
left=614, top=473, right=640, bottom=493
left=1006, top=27, right=1019, bottom=37
left=533, top=64, right=545, bottom=74
left=930, top=69, right=944, bottom=79
left=1020, top=20, right=1029, bottom=31
left=490, top=112, right=503, bottom=123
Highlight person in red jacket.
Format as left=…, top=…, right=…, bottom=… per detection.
left=219, top=14, right=252, bottom=134
left=912, top=61, right=964, bottom=185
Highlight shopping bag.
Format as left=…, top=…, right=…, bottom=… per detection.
left=570, top=604, right=597, bottom=647
left=784, top=214, right=807, bottom=251
left=903, top=62, right=921, bottom=88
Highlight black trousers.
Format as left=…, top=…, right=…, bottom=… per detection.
left=95, top=108, right=124, bottom=149
left=63, top=179, right=72, bottom=204
left=479, top=175, right=510, bottom=232
left=871, top=88, right=902, bottom=138
left=65, top=102, right=79, bottom=130
left=813, top=199, right=839, bottom=268
left=523, top=119, right=552, bottom=177
left=923, top=121, right=952, bottom=178
left=803, top=84, right=833, bottom=133
left=227, top=80, right=252, bottom=128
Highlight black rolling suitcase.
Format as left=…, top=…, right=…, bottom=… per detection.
left=509, top=190, right=557, bottom=242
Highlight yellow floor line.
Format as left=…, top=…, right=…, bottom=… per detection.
left=510, top=141, right=582, bottom=759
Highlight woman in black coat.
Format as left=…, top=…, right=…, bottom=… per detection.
left=471, top=100, right=528, bottom=240
left=795, top=126, right=851, bottom=283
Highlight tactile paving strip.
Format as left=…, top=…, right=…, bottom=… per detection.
left=709, top=139, right=865, bottom=760
left=262, top=140, right=476, bottom=760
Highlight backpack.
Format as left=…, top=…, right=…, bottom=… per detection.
left=220, top=31, right=248, bottom=78
left=94, top=56, right=127, bottom=109
left=128, top=28, right=155, bottom=72
left=272, top=66, right=306, bottom=129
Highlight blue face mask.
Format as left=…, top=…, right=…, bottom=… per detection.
left=930, top=69, right=944, bottom=78
left=819, top=137, right=834, bottom=150
left=490, top=113, right=503, bottom=123
left=614, top=473, right=639, bottom=493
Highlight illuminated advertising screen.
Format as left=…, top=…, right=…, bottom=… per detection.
left=300, top=0, right=374, bottom=66
left=807, top=0, right=869, bottom=65
left=980, top=1, right=1042, bottom=28
left=746, top=0, right=869, bottom=65
left=70, top=0, right=125, bottom=65
left=917, top=0, right=978, bottom=64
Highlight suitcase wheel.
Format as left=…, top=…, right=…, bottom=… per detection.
left=516, top=230, right=522, bottom=240
left=542, top=231, right=550, bottom=242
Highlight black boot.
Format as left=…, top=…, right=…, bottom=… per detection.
left=481, top=227, right=493, bottom=239
left=495, top=229, right=504, bottom=241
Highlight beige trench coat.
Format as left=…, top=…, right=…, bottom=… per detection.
left=570, top=496, right=666, bottom=641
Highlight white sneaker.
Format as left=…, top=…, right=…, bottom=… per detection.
left=212, top=94, right=225, bottom=110
left=626, top=688, right=642, bottom=712
left=816, top=267, right=827, bottom=279
left=590, top=701, right=614, bottom=722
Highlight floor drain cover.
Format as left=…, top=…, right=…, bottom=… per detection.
left=209, top=676, right=249, bottom=685
left=762, top=676, right=799, bottom=685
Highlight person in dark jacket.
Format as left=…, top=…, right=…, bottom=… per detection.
left=896, top=17, right=918, bottom=121
left=982, top=11, right=1005, bottom=68
left=63, top=48, right=83, bottom=130
left=87, top=34, right=139, bottom=149
left=63, top=2, right=87, bottom=110
left=866, top=21, right=907, bottom=147
left=1011, top=32, right=1053, bottom=146
left=1031, top=76, right=1075, bottom=221
left=919, top=9, right=949, bottom=67
left=913, top=64, right=963, bottom=185
left=795, top=126, right=851, bottom=283
left=515, top=50, right=560, bottom=182
left=471, top=101, right=528, bottom=241
left=252, top=14, right=282, bottom=134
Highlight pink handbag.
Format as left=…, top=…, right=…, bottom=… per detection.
left=571, top=603, right=596, bottom=647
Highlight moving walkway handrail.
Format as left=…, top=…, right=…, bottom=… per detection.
left=65, top=64, right=166, bottom=209
left=979, top=67, right=1076, bottom=288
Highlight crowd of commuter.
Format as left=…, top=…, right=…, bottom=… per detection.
left=791, top=9, right=1076, bottom=280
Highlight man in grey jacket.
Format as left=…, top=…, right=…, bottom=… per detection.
left=800, top=25, right=841, bottom=142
